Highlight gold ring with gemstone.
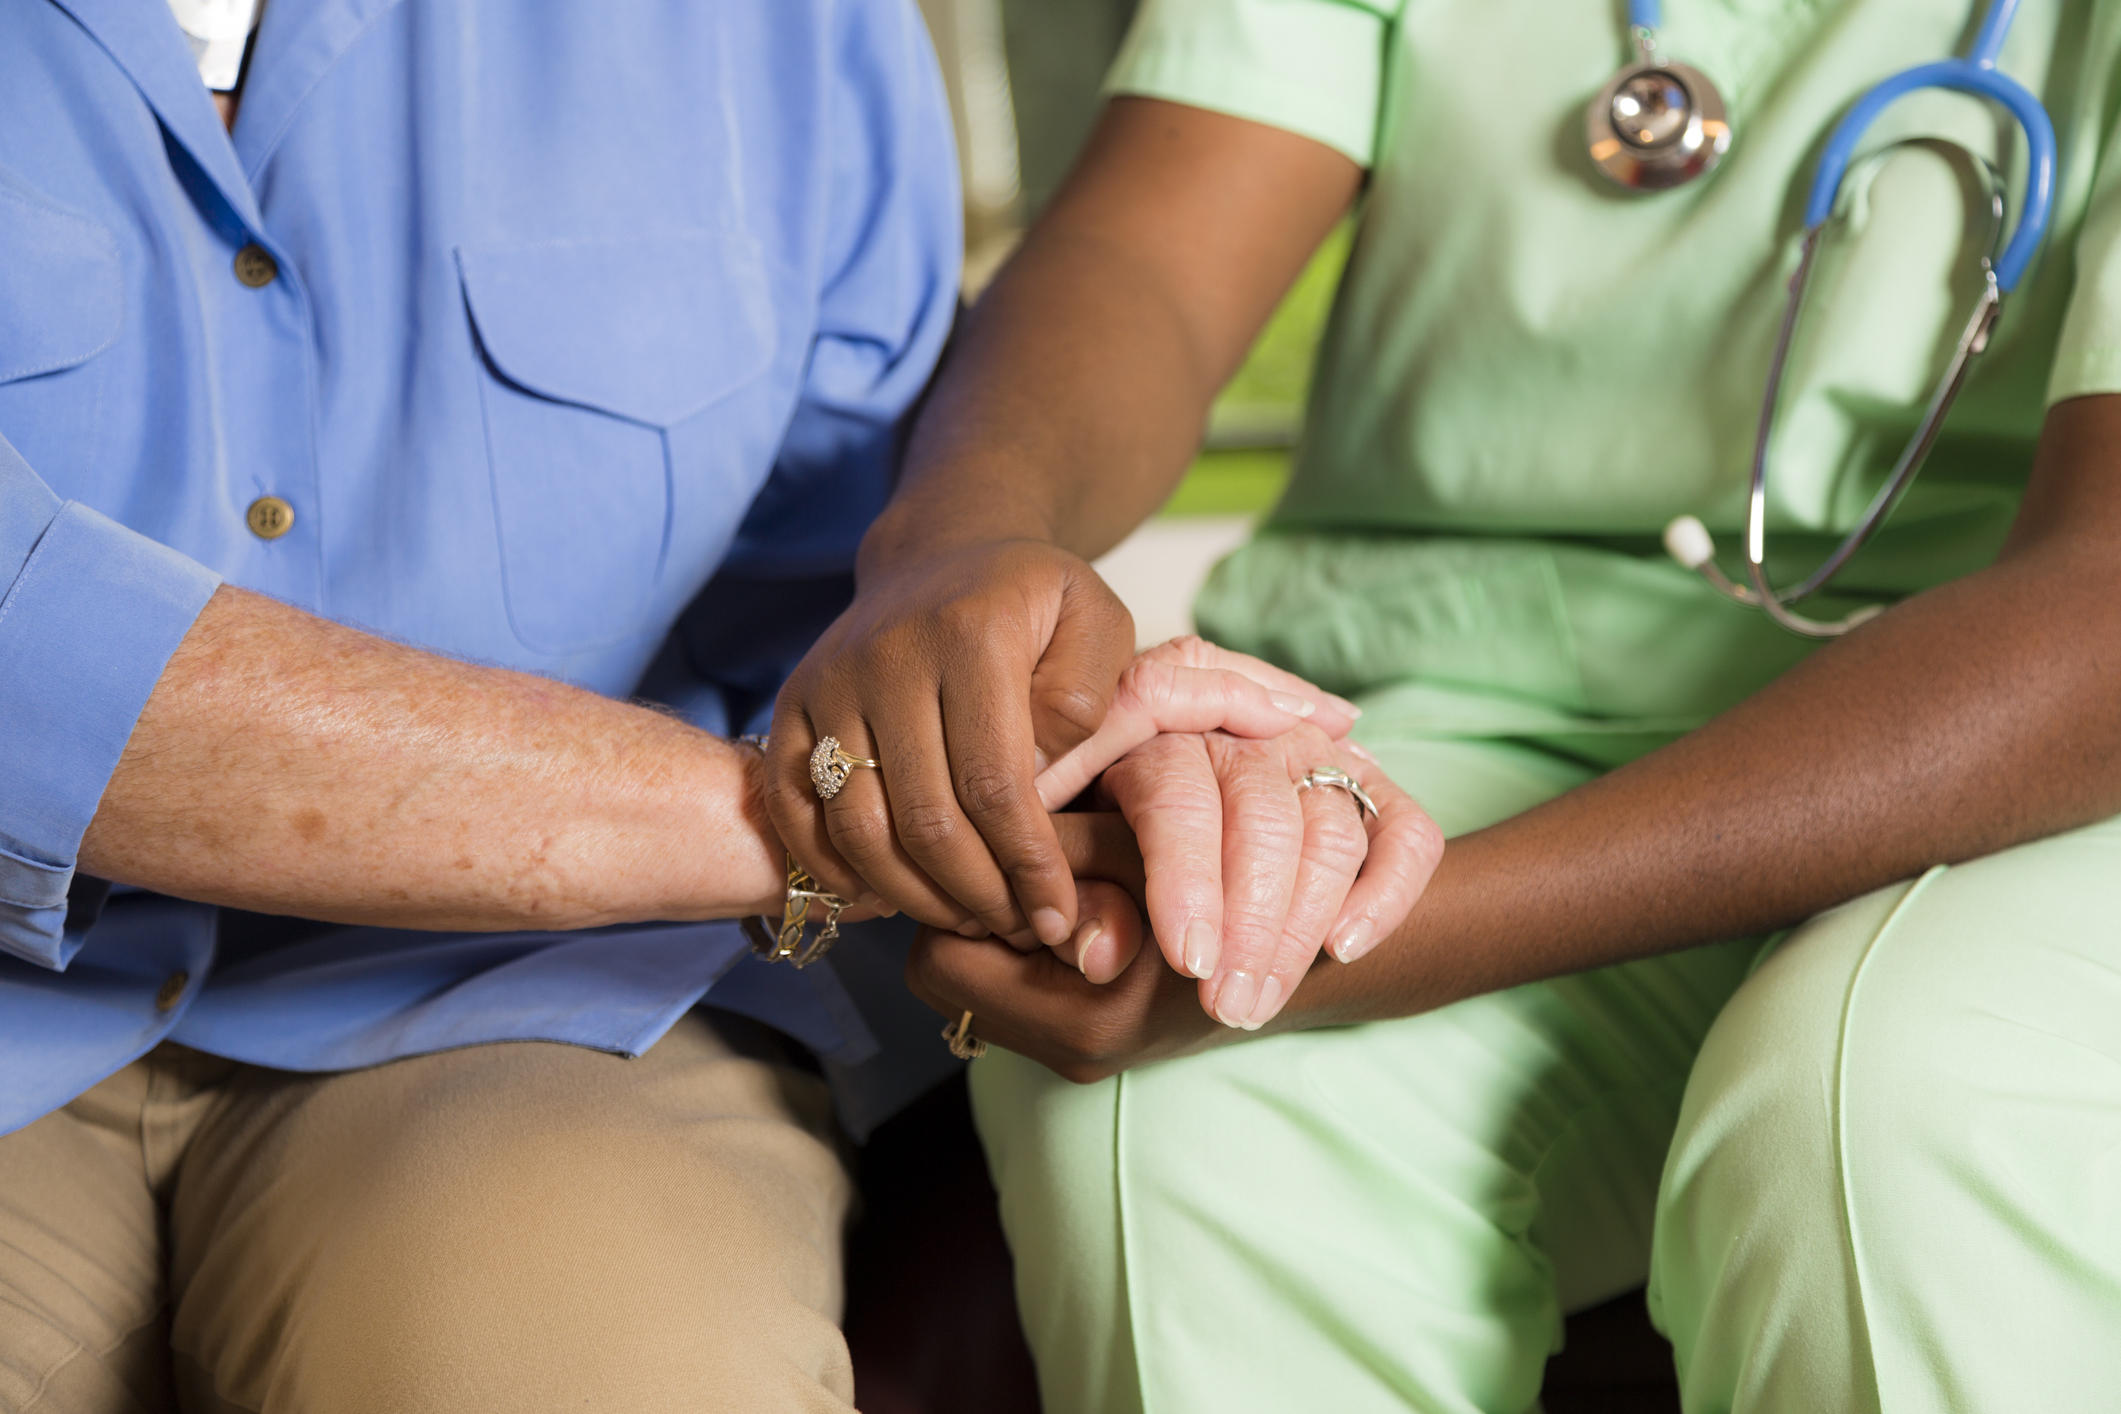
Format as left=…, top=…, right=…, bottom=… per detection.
left=1296, top=765, right=1380, bottom=821
left=809, top=735, right=880, bottom=801
left=943, top=1009, right=987, bottom=1060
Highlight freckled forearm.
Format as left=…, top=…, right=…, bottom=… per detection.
left=80, top=586, right=785, bottom=929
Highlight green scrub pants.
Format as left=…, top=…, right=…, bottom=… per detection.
left=971, top=731, right=2121, bottom=1414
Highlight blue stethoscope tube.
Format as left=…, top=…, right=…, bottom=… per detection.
left=1806, top=11, right=2053, bottom=291
left=1662, top=0, right=2058, bottom=635
left=1638, top=0, right=2052, bottom=287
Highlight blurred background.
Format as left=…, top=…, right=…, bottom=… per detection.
left=914, top=0, right=1351, bottom=644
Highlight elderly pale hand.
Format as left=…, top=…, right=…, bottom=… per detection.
left=1019, top=637, right=1439, bottom=1030
left=1066, top=722, right=1439, bottom=1030
left=1031, top=635, right=1363, bottom=809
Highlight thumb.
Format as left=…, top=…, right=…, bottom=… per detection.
left=1027, top=564, right=1135, bottom=768
left=1050, top=878, right=1145, bottom=985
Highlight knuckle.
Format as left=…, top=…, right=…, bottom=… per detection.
left=1306, top=816, right=1370, bottom=870
left=1123, top=731, right=1201, bottom=776
left=764, top=773, right=815, bottom=825
left=1226, top=817, right=1306, bottom=862
left=871, top=634, right=937, bottom=680
left=1220, top=894, right=1288, bottom=945
left=1129, top=793, right=1221, bottom=833
left=1400, top=812, right=1447, bottom=872
left=1286, top=721, right=1336, bottom=756
left=1224, top=766, right=1304, bottom=813
left=933, top=596, right=990, bottom=640
left=1117, top=655, right=1177, bottom=707
left=893, top=800, right=963, bottom=855
left=824, top=802, right=894, bottom=861
left=1034, top=679, right=1109, bottom=743
left=1164, top=634, right=1212, bottom=667
left=771, top=675, right=811, bottom=714
left=953, top=765, right=1024, bottom=823
left=1099, top=755, right=1150, bottom=800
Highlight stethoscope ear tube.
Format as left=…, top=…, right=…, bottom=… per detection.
left=1680, top=179, right=2004, bottom=638
left=1742, top=232, right=2001, bottom=637
left=1668, top=29, right=2056, bottom=637
left=1805, top=60, right=2055, bottom=293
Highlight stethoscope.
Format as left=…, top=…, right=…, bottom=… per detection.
left=1586, top=0, right=2057, bottom=637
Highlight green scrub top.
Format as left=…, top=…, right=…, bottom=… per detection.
left=1111, top=0, right=2121, bottom=764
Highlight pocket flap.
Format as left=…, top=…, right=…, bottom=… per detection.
left=0, top=176, right=121, bottom=384
left=457, top=231, right=777, bottom=428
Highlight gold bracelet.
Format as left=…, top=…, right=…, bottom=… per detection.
left=730, top=736, right=850, bottom=969
left=740, top=852, right=848, bottom=969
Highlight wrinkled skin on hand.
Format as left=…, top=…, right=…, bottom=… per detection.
left=1096, top=722, right=1440, bottom=1028
left=766, top=542, right=1353, bottom=951
left=767, top=541, right=1136, bottom=945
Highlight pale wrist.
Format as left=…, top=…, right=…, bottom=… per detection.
left=629, top=733, right=786, bottom=922
left=722, top=739, right=788, bottom=916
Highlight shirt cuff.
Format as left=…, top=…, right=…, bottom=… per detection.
left=1105, top=0, right=1393, bottom=167
left=0, top=502, right=220, bottom=969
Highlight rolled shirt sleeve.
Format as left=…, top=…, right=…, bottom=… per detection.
left=1104, top=0, right=1400, bottom=167
left=0, top=435, right=221, bottom=969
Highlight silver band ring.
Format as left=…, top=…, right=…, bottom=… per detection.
left=1296, top=765, right=1380, bottom=821
left=809, top=735, right=880, bottom=801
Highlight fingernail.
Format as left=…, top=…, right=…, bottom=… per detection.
left=1246, top=975, right=1285, bottom=1029
left=1327, top=695, right=1363, bottom=719
left=1032, top=908, right=1071, bottom=948
left=1213, top=969, right=1261, bottom=1029
left=1182, top=919, right=1220, bottom=979
left=861, top=893, right=898, bottom=918
left=1344, top=741, right=1378, bottom=765
left=1073, top=919, right=1106, bottom=981
left=1268, top=691, right=1318, bottom=718
left=1331, top=921, right=1380, bottom=963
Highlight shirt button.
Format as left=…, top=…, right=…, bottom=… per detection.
left=246, top=495, right=295, bottom=540
left=155, top=971, right=190, bottom=1012
left=233, top=243, right=278, bottom=288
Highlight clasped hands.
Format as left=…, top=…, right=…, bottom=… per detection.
left=763, top=541, right=1443, bottom=1080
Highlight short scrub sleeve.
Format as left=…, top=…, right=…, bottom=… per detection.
left=2049, top=111, right=2121, bottom=404
left=1104, top=0, right=1400, bottom=168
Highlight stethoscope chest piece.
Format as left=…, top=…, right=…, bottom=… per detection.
left=1587, top=59, right=1732, bottom=190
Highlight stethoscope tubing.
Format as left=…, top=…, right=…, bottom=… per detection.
left=1660, top=0, right=2058, bottom=635
left=1805, top=59, right=2053, bottom=291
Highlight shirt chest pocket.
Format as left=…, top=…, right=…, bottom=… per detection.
left=0, top=176, right=121, bottom=481
left=457, top=232, right=778, bottom=655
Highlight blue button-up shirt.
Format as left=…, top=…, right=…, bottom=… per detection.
left=0, top=0, right=961, bottom=1138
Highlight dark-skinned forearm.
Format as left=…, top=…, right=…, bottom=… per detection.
left=1292, top=408, right=2121, bottom=1028
left=859, top=227, right=1217, bottom=573
left=858, top=99, right=1360, bottom=578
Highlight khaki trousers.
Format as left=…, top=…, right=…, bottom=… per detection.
left=0, top=1013, right=857, bottom=1414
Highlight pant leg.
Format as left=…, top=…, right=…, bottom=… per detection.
left=0, top=1060, right=172, bottom=1414
left=164, top=1012, right=857, bottom=1414
left=973, top=735, right=1758, bottom=1414
left=1652, top=814, right=2121, bottom=1414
